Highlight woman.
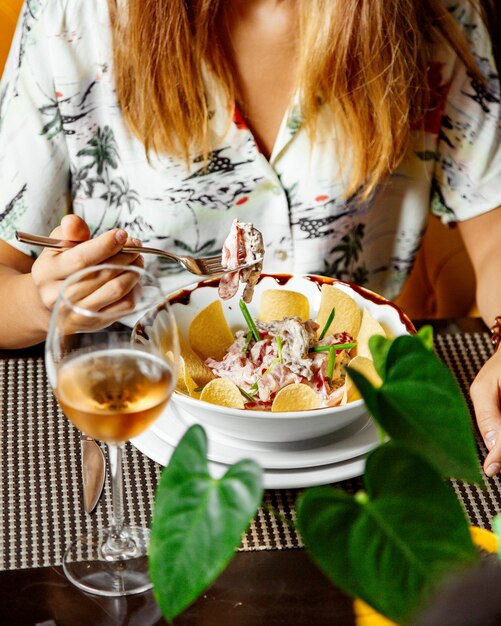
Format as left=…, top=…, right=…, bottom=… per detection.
left=0, top=0, right=500, bottom=474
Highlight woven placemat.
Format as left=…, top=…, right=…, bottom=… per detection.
left=0, top=332, right=499, bottom=571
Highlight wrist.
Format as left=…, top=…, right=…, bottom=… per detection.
left=26, top=272, right=52, bottom=335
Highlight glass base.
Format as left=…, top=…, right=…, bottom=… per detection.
left=62, top=526, right=152, bottom=596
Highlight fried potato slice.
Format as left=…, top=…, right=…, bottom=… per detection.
left=258, top=289, right=310, bottom=322
left=271, top=383, right=322, bottom=412
left=341, top=356, right=382, bottom=405
left=316, top=284, right=362, bottom=339
left=175, top=356, right=202, bottom=399
left=355, top=307, right=386, bottom=359
left=200, top=377, right=245, bottom=409
left=178, top=331, right=215, bottom=386
left=188, top=300, right=234, bottom=361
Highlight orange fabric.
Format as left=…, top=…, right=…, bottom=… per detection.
left=0, top=0, right=23, bottom=76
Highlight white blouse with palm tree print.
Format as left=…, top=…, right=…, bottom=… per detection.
left=0, top=0, right=500, bottom=298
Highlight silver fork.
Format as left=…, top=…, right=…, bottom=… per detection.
left=16, top=231, right=261, bottom=277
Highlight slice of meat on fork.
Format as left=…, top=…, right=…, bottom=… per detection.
left=218, top=219, right=264, bottom=302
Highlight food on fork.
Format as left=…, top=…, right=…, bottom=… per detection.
left=176, top=284, right=386, bottom=412
left=218, top=219, right=264, bottom=302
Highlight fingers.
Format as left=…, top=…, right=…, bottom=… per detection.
left=64, top=255, right=144, bottom=307
left=470, top=353, right=501, bottom=476
left=65, top=240, right=143, bottom=301
left=103, top=237, right=142, bottom=266
left=49, top=228, right=129, bottom=279
left=31, top=219, right=145, bottom=318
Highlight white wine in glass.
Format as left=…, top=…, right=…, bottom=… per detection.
left=45, top=264, right=179, bottom=596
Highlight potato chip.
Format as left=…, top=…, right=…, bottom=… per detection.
left=200, top=377, right=245, bottom=409
left=341, top=356, right=381, bottom=405
left=178, top=331, right=214, bottom=386
left=258, top=289, right=310, bottom=322
left=355, top=307, right=386, bottom=359
left=271, top=383, right=322, bottom=412
left=175, top=356, right=202, bottom=399
left=316, top=284, right=362, bottom=339
left=189, top=300, right=234, bottom=361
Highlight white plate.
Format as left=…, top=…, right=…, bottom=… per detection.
left=151, top=402, right=379, bottom=470
left=131, top=427, right=366, bottom=489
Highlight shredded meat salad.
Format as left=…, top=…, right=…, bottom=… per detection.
left=218, top=219, right=264, bottom=302
left=206, top=317, right=355, bottom=411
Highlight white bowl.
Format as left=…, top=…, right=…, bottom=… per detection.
left=166, top=274, right=414, bottom=443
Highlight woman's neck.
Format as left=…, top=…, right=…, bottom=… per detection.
left=221, top=0, right=298, bottom=159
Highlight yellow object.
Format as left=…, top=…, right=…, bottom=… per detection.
left=316, top=284, right=362, bottom=339
left=0, top=0, right=22, bottom=76
left=175, top=356, right=202, bottom=399
left=271, top=383, right=322, bottom=412
left=189, top=300, right=235, bottom=361
left=355, top=308, right=386, bottom=359
left=178, top=331, right=214, bottom=387
left=258, top=289, right=310, bottom=322
left=200, top=377, right=245, bottom=409
left=353, top=526, right=497, bottom=625
left=342, top=356, right=381, bottom=405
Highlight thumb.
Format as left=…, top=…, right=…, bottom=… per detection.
left=60, top=214, right=91, bottom=242
left=483, top=438, right=501, bottom=477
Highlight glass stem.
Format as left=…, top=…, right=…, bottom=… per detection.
left=102, top=442, right=134, bottom=559
left=109, top=443, right=125, bottom=538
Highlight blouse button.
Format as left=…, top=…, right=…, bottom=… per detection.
left=274, top=249, right=288, bottom=261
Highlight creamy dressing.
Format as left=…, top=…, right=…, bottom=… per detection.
left=205, top=316, right=354, bottom=410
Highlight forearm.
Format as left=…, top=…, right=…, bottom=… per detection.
left=0, top=266, right=51, bottom=349
left=458, top=211, right=501, bottom=328
left=469, top=235, right=501, bottom=329
left=476, top=267, right=501, bottom=329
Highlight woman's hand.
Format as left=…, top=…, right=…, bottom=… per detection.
left=31, top=215, right=144, bottom=321
left=470, top=348, right=501, bottom=477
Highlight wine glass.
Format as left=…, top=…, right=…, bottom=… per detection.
left=45, top=264, right=179, bottom=596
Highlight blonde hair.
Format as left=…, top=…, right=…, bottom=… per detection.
left=109, top=0, right=483, bottom=198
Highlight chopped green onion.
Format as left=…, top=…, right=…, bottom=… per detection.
left=310, top=341, right=357, bottom=352
left=326, top=346, right=336, bottom=385
left=250, top=358, right=280, bottom=389
left=242, top=330, right=253, bottom=353
left=276, top=335, right=283, bottom=363
left=237, top=386, right=257, bottom=402
left=319, top=307, right=335, bottom=340
left=239, top=299, right=260, bottom=342
left=194, top=386, right=204, bottom=392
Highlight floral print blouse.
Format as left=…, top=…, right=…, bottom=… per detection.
left=0, top=0, right=500, bottom=299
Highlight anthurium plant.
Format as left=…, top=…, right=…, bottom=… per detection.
left=149, top=327, right=485, bottom=624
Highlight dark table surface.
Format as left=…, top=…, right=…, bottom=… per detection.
left=0, top=318, right=491, bottom=626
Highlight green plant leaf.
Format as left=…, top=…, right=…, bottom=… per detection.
left=348, top=335, right=483, bottom=484
left=297, top=442, right=479, bottom=624
left=368, top=334, right=393, bottom=379
left=416, top=325, right=434, bottom=351
left=149, top=425, right=263, bottom=621
left=493, top=515, right=501, bottom=561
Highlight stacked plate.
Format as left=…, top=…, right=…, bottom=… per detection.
left=131, top=403, right=379, bottom=489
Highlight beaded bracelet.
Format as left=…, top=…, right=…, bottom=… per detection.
left=491, top=316, right=501, bottom=351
